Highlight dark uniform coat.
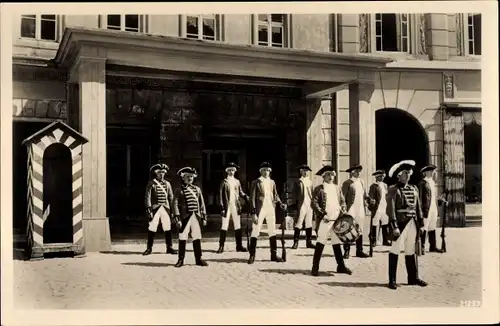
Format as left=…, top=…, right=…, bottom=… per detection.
left=368, top=181, right=388, bottom=218
left=249, top=178, right=283, bottom=216
left=386, top=182, right=424, bottom=231
left=418, top=179, right=444, bottom=219
left=219, top=178, right=247, bottom=215
left=173, top=184, right=206, bottom=232
left=145, top=179, right=174, bottom=216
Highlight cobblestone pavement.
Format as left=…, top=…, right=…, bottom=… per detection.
left=13, top=227, right=482, bottom=309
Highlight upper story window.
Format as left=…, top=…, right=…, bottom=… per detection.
left=374, top=13, right=410, bottom=52
left=253, top=14, right=290, bottom=48
left=186, top=14, right=221, bottom=40
left=466, top=14, right=481, bottom=55
left=101, top=15, right=147, bottom=33
left=20, top=14, right=58, bottom=41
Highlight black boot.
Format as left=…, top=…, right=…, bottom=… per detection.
left=193, top=239, right=208, bottom=266
left=270, top=236, right=284, bottom=262
left=429, top=230, right=443, bottom=253
left=305, top=228, right=315, bottom=248
left=333, top=244, right=352, bottom=275
left=247, top=237, right=257, bottom=264
left=388, top=253, right=398, bottom=290
left=420, top=230, right=427, bottom=255
left=165, top=231, right=177, bottom=254
left=235, top=229, right=247, bottom=252
left=175, top=240, right=186, bottom=267
left=356, top=236, right=369, bottom=258
left=382, top=225, right=392, bottom=246
left=343, top=243, right=350, bottom=259
left=291, top=228, right=300, bottom=249
left=311, top=243, right=324, bottom=276
left=217, top=230, right=226, bottom=254
left=142, top=231, right=155, bottom=255
left=370, top=226, right=378, bottom=247
left=405, top=255, right=427, bottom=287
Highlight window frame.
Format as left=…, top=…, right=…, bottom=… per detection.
left=251, top=14, right=291, bottom=48
left=370, top=13, right=412, bottom=55
left=180, top=14, right=224, bottom=41
left=459, top=13, right=481, bottom=56
left=19, top=14, right=61, bottom=43
left=99, top=15, right=148, bottom=33
left=330, top=14, right=340, bottom=52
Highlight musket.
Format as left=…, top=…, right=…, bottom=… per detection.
left=440, top=191, right=448, bottom=253
left=281, top=182, right=288, bottom=262
left=369, top=212, right=375, bottom=257
left=246, top=182, right=250, bottom=249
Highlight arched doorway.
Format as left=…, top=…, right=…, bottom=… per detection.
left=43, top=143, right=73, bottom=244
left=375, top=108, right=430, bottom=185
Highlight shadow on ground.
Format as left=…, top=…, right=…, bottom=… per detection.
left=121, top=262, right=175, bottom=267
left=259, top=268, right=333, bottom=276
left=318, top=281, right=388, bottom=288
left=206, top=258, right=270, bottom=264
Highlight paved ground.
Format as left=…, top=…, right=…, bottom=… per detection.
left=13, top=227, right=482, bottom=309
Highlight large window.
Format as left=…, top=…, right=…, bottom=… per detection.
left=466, top=14, right=481, bottom=55
left=254, top=14, right=289, bottom=48
left=185, top=14, right=221, bottom=41
left=374, top=13, right=409, bottom=52
left=20, top=14, right=58, bottom=41
left=104, top=14, right=144, bottom=32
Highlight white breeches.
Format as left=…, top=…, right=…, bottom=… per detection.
left=423, top=206, right=439, bottom=231
left=251, top=204, right=276, bottom=238
left=295, top=203, right=313, bottom=229
left=372, top=211, right=389, bottom=226
left=316, top=219, right=341, bottom=245
left=221, top=203, right=241, bottom=231
left=390, top=219, right=417, bottom=255
left=179, top=213, right=202, bottom=241
left=148, top=206, right=171, bottom=232
left=348, top=205, right=366, bottom=235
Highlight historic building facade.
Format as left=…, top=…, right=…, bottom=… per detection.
left=12, top=13, right=481, bottom=251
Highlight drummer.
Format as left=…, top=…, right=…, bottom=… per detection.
left=310, top=165, right=352, bottom=276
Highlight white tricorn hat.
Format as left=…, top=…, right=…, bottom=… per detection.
left=388, top=160, right=416, bottom=178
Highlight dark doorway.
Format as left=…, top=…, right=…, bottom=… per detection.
left=13, top=121, right=50, bottom=241
left=464, top=121, right=482, bottom=202
left=375, top=108, right=430, bottom=185
left=43, top=143, right=73, bottom=244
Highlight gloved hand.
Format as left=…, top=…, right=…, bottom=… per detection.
left=174, top=216, right=182, bottom=229
left=392, top=227, right=401, bottom=238
left=252, top=214, right=258, bottom=225
left=202, top=215, right=207, bottom=227
left=221, top=210, right=226, bottom=218
left=146, top=208, right=153, bottom=222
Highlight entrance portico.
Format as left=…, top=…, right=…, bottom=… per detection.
left=54, top=27, right=391, bottom=251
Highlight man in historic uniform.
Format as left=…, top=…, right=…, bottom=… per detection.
left=143, top=163, right=177, bottom=256
left=247, top=162, right=287, bottom=264
left=217, top=162, right=250, bottom=254
left=311, top=166, right=352, bottom=276
left=291, top=164, right=315, bottom=249
left=387, top=160, right=428, bottom=290
left=341, top=164, right=371, bottom=259
left=368, top=170, right=391, bottom=248
left=419, top=164, right=448, bottom=254
left=172, top=167, right=208, bottom=268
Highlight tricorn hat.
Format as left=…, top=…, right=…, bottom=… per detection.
left=346, top=164, right=363, bottom=173
left=177, top=166, right=198, bottom=178
left=316, top=165, right=336, bottom=177
left=150, top=163, right=169, bottom=173
left=420, top=164, right=437, bottom=173
left=372, top=169, right=386, bottom=177
left=297, top=164, right=312, bottom=172
left=259, top=162, right=272, bottom=171
left=388, top=160, right=416, bottom=178
left=225, top=162, right=240, bottom=171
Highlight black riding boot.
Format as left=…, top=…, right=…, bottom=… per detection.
left=405, top=255, right=427, bottom=286
left=388, top=253, right=399, bottom=290
left=356, top=235, right=369, bottom=258
left=305, top=228, right=315, bottom=248
left=217, top=230, right=227, bottom=254
left=420, top=230, right=427, bottom=255
left=333, top=244, right=352, bottom=275
left=193, top=239, right=208, bottom=266
left=343, top=243, right=350, bottom=259
left=291, top=228, right=300, bottom=249
left=270, top=236, right=284, bottom=262
left=382, top=225, right=392, bottom=246
left=370, top=226, right=378, bottom=247
left=247, top=237, right=257, bottom=264
left=165, top=231, right=177, bottom=254
left=428, top=230, right=443, bottom=253
left=311, top=242, right=324, bottom=276
left=235, top=229, right=247, bottom=252
left=142, top=231, right=155, bottom=255
left=175, top=240, right=186, bottom=267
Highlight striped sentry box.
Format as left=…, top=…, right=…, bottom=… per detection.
left=22, top=121, right=88, bottom=259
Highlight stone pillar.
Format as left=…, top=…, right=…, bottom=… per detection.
left=348, top=83, right=376, bottom=189
left=338, top=14, right=360, bottom=53
left=72, top=56, right=111, bottom=252
left=427, top=13, right=450, bottom=60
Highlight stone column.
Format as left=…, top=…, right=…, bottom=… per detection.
left=72, top=55, right=111, bottom=252
left=348, top=83, right=376, bottom=189
left=427, top=13, right=450, bottom=60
